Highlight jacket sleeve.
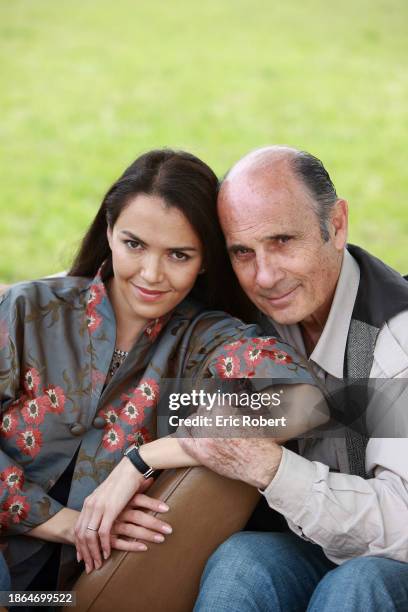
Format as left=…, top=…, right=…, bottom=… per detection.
left=262, top=312, right=408, bottom=564
left=262, top=437, right=408, bottom=564
left=0, top=288, right=64, bottom=535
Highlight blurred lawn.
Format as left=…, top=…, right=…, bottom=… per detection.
left=1, top=0, right=407, bottom=281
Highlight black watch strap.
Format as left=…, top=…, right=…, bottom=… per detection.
left=124, top=445, right=155, bottom=479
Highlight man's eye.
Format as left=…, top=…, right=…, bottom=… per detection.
left=277, top=236, right=292, bottom=244
left=125, top=240, right=142, bottom=250
left=170, top=251, right=189, bottom=261
left=233, top=247, right=253, bottom=259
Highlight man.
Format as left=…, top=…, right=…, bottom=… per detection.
left=180, top=146, right=408, bottom=611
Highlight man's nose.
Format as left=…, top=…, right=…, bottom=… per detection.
left=140, top=255, right=164, bottom=284
left=255, top=254, right=284, bottom=289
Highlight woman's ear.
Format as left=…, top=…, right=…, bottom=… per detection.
left=107, top=225, right=113, bottom=250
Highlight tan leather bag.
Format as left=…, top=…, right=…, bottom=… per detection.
left=69, top=467, right=260, bottom=612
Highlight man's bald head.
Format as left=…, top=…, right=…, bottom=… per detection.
left=220, top=146, right=338, bottom=241
left=225, top=145, right=298, bottom=179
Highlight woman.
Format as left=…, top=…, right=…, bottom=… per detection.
left=0, top=149, right=315, bottom=591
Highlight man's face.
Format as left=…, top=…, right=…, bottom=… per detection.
left=218, top=165, right=346, bottom=326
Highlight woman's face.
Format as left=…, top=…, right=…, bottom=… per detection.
left=107, top=194, right=203, bottom=327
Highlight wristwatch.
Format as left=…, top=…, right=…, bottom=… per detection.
left=124, top=445, right=155, bottom=479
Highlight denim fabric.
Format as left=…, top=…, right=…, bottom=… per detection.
left=0, top=551, right=10, bottom=590
left=194, top=532, right=408, bottom=612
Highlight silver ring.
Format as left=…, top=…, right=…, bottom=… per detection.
left=86, top=526, right=98, bottom=531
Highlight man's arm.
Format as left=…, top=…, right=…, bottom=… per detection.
left=180, top=434, right=408, bottom=564
left=180, top=310, right=408, bottom=564
left=262, top=437, right=408, bottom=564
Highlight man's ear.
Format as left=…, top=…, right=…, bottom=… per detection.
left=331, top=199, right=348, bottom=250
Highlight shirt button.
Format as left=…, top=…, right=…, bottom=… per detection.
left=93, top=416, right=106, bottom=429
left=69, top=422, right=85, bottom=436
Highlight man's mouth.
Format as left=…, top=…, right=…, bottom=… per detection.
left=261, top=285, right=300, bottom=305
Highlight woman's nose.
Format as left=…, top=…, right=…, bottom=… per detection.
left=140, top=255, right=164, bottom=284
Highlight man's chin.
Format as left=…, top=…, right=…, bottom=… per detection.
left=257, top=301, right=303, bottom=326
left=268, top=312, right=302, bottom=326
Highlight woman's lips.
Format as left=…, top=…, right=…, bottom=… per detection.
left=132, top=284, right=170, bottom=302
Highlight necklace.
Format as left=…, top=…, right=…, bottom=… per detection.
left=109, top=347, right=129, bottom=378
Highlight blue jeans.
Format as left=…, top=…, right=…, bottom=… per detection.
left=0, top=551, right=10, bottom=590
left=194, top=532, right=408, bottom=612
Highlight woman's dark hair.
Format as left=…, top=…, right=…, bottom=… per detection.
left=69, top=149, right=254, bottom=318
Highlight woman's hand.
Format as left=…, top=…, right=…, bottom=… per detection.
left=74, top=456, right=147, bottom=572
left=110, top=491, right=172, bottom=551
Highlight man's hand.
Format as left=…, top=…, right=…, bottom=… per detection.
left=178, top=437, right=283, bottom=490
left=176, top=383, right=329, bottom=490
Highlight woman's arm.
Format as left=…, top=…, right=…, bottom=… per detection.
left=137, top=434, right=200, bottom=469
left=74, top=436, right=199, bottom=572
left=28, top=491, right=173, bottom=570
left=74, top=380, right=329, bottom=571
left=27, top=508, right=79, bottom=544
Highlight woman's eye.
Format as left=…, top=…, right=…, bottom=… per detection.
left=170, top=251, right=189, bottom=261
left=125, top=240, right=142, bottom=250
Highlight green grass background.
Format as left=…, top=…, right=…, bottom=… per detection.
left=1, top=0, right=407, bottom=281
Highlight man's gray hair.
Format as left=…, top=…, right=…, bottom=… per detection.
left=290, top=151, right=338, bottom=241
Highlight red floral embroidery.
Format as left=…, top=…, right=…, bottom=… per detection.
left=253, top=337, right=277, bottom=347
left=87, top=284, right=105, bottom=307
left=215, top=354, right=240, bottom=378
left=103, top=408, right=119, bottom=427
left=102, top=424, right=125, bottom=452
left=0, top=511, right=9, bottom=529
left=0, top=466, right=24, bottom=492
left=120, top=397, right=145, bottom=425
left=3, top=494, right=30, bottom=523
left=91, top=369, right=106, bottom=388
left=86, top=281, right=105, bottom=334
left=266, top=349, right=293, bottom=365
left=126, top=427, right=152, bottom=446
left=134, top=379, right=159, bottom=408
left=22, top=397, right=47, bottom=425
left=43, top=386, right=65, bottom=414
left=86, top=311, right=102, bottom=334
left=243, top=343, right=265, bottom=367
left=16, top=429, right=42, bottom=457
left=0, top=319, right=9, bottom=350
left=144, top=317, right=167, bottom=342
left=22, top=368, right=41, bottom=396
left=223, top=339, right=247, bottom=351
left=0, top=411, right=18, bottom=438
